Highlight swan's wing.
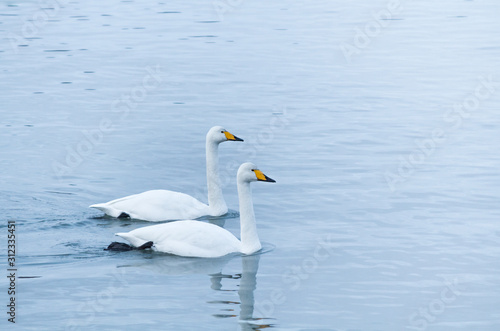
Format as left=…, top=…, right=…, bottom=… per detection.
left=90, top=193, right=142, bottom=218
left=117, top=221, right=241, bottom=258
left=90, top=190, right=210, bottom=221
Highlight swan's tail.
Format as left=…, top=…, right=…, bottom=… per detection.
left=89, top=203, right=106, bottom=210
left=89, top=203, right=124, bottom=218
left=115, top=232, right=149, bottom=248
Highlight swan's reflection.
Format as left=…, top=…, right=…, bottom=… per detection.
left=117, top=252, right=274, bottom=330
left=239, top=254, right=274, bottom=330
left=205, top=254, right=274, bottom=330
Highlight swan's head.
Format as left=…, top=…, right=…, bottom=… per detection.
left=207, top=126, right=244, bottom=144
left=238, top=162, right=276, bottom=183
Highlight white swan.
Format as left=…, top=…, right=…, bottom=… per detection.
left=90, top=126, right=243, bottom=222
left=114, top=162, right=275, bottom=257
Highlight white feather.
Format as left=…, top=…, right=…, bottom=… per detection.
left=115, top=163, right=275, bottom=258
left=90, top=126, right=243, bottom=221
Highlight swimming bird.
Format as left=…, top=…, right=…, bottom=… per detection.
left=90, top=126, right=243, bottom=222
left=113, top=162, right=275, bottom=257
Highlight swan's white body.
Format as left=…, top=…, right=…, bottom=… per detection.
left=117, top=221, right=241, bottom=258
left=90, top=190, right=210, bottom=221
left=90, top=126, right=243, bottom=222
left=116, top=162, right=275, bottom=258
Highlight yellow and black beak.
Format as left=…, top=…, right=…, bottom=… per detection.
left=224, top=131, right=244, bottom=142
left=253, top=169, right=276, bottom=183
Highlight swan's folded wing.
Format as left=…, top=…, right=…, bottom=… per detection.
left=120, top=221, right=241, bottom=257
left=91, top=190, right=210, bottom=221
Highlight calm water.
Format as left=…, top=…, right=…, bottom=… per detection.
left=1, top=0, right=500, bottom=330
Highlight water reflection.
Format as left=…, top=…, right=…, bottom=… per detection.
left=117, top=253, right=233, bottom=275
left=118, top=253, right=274, bottom=330
left=237, top=255, right=275, bottom=330
left=210, top=254, right=274, bottom=330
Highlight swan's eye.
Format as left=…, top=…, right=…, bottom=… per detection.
left=221, top=131, right=224, bottom=133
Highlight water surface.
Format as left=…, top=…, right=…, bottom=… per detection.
left=1, top=0, right=500, bottom=330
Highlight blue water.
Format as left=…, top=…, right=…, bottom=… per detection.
left=1, top=0, right=500, bottom=330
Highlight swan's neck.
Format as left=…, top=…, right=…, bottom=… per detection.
left=239, top=254, right=260, bottom=321
left=238, top=181, right=262, bottom=254
left=206, top=141, right=228, bottom=215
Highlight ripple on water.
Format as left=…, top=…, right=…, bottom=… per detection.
left=189, top=35, right=217, bottom=38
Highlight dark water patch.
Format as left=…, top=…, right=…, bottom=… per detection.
left=39, top=219, right=92, bottom=230
left=46, top=190, right=75, bottom=195
left=157, top=11, right=181, bottom=14
left=48, top=222, right=73, bottom=229
left=88, top=214, right=113, bottom=220
left=208, top=301, right=240, bottom=305
left=44, top=49, right=71, bottom=52
left=63, top=242, right=80, bottom=248
left=189, top=35, right=217, bottom=38
left=21, top=260, right=70, bottom=267
left=209, top=273, right=242, bottom=280
left=213, top=314, right=237, bottom=319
